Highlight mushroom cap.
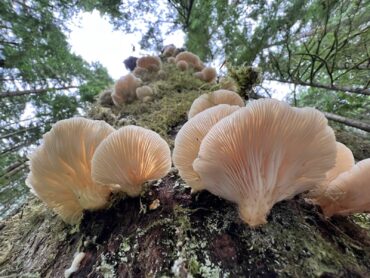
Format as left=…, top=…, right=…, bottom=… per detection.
left=319, top=158, right=370, bottom=217
left=193, top=99, right=336, bottom=227
left=133, top=66, right=148, bottom=77
left=136, top=86, right=154, bottom=100
left=173, top=104, right=240, bottom=192
left=167, top=57, right=176, bottom=64
left=176, top=60, right=188, bottom=71
left=200, top=67, right=217, bottom=83
left=175, top=51, right=202, bottom=69
left=188, top=90, right=244, bottom=118
left=112, top=74, right=141, bottom=106
left=136, top=55, right=162, bottom=72
left=163, top=44, right=176, bottom=57
left=26, top=118, right=115, bottom=224
left=308, top=142, right=355, bottom=199
left=91, top=126, right=171, bottom=197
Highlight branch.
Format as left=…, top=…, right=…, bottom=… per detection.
left=267, top=78, right=370, bottom=96
left=322, top=112, right=370, bottom=132
left=0, top=86, right=78, bottom=98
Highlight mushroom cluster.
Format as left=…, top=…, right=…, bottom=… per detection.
left=175, top=98, right=338, bottom=227
left=26, top=118, right=171, bottom=224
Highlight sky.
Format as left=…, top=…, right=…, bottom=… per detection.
left=67, top=11, right=292, bottom=100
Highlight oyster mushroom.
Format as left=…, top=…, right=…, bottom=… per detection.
left=193, top=99, right=337, bottom=227
left=26, top=118, right=115, bottom=224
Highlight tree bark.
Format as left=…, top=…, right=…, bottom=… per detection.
left=0, top=62, right=369, bottom=277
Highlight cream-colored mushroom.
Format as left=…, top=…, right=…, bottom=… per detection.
left=193, top=99, right=336, bottom=227
left=195, top=67, right=217, bottom=83
left=26, top=118, right=115, bottom=224
left=173, top=104, right=240, bottom=192
left=91, top=126, right=171, bottom=197
left=167, top=57, right=176, bottom=64
left=137, top=55, right=162, bottom=72
left=136, top=86, right=154, bottom=101
left=112, top=74, right=141, bottom=106
left=175, top=51, right=203, bottom=70
left=317, top=159, right=370, bottom=217
left=188, top=90, right=244, bottom=118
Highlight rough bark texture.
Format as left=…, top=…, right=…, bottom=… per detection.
left=1, top=61, right=370, bottom=277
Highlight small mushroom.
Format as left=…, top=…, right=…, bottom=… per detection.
left=317, top=158, right=370, bottom=217
left=26, top=118, right=115, bottom=224
left=193, top=99, right=336, bottom=227
left=136, top=86, right=154, bottom=101
left=188, top=90, right=244, bottom=118
left=163, top=44, right=177, bottom=57
left=91, top=126, right=171, bottom=197
left=167, top=57, right=176, bottom=64
left=137, top=55, right=162, bottom=72
left=195, top=67, right=217, bottom=83
left=173, top=104, right=240, bottom=192
left=175, top=51, right=203, bottom=70
left=112, top=74, right=141, bottom=106
left=176, top=60, right=188, bottom=71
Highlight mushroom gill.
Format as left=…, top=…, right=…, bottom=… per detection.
left=26, top=118, right=115, bottom=224
left=91, top=126, right=171, bottom=197
left=193, top=99, right=337, bottom=227
left=173, top=104, right=240, bottom=192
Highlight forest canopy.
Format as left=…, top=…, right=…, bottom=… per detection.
left=0, top=0, right=369, bottom=219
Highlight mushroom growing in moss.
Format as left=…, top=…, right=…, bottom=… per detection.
left=188, top=89, right=244, bottom=118
left=316, top=159, right=370, bottom=217
left=136, top=86, right=154, bottom=102
left=173, top=104, right=240, bottom=192
left=112, top=74, right=141, bottom=106
left=26, top=118, right=115, bottom=224
left=176, top=60, right=188, bottom=71
left=193, top=99, right=337, bottom=227
left=195, top=67, right=217, bottom=83
left=91, top=126, right=171, bottom=197
left=137, top=55, right=162, bottom=72
left=175, top=51, right=203, bottom=70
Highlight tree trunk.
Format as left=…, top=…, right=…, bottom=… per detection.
left=323, top=112, right=370, bottom=132
left=1, top=62, right=369, bottom=278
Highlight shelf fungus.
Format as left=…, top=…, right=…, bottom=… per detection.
left=173, top=104, right=240, bottom=192
left=317, top=158, right=370, bottom=217
left=194, top=67, right=217, bottom=83
left=136, top=85, right=154, bottom=102
left=91, top=126, right=171, bottom=197
left=188, top=89, right=244, bottom=118
left=175, top=51, right=204, bottom=71
left=112, top=73, right=142, bottom=106
left=193, top=99, right=337, bottom=227
left=26, top=118, right=115, bottom=224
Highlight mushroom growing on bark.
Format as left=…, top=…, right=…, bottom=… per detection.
left=112, top=74, right=141, bottom=106
left=175, top=51, right=203, bottom=70
left=26, top=118, right=115, bottom=224
left=317, top=158, right=370, bottom=217
left=188, top=89, right=244, bottom=118
left=136, top=86, right=154, bottom=101
left=91, top=126, right=171, bottom=197
left=193, top=99, right=337, bottom=227
left=173, top=104, right=240, bottom=192
left=195, top=67, right=217, bottom=83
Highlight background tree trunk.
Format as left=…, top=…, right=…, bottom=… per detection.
left=1, top=62, right=369, bottom=278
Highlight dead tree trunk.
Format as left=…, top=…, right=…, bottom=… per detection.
left=1, top=61, right=370, bottom=278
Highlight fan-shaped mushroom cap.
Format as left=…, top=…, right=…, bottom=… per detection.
left=173, top=104, right=240, bottom=192
left=167, top=57, right=176, bottom=64
left=91, top=126, right=171, bottom=197
left=26, top=118, right=115, bottom=224
left=188, top=90, right=244, bottom=118
left=137, top=55, right=162, bottom=72
left=136, top=86, right=154, bottom=101
left=318, top=159, right=370, bottom=217
left=176, top=60, right=188, bottom=71
left=308, top=142, right=355, bottom=199
left=175, top=51, right=202, bottom=69
left=195, top=67, right=217, bottom=83
left=112, top=74, right=141, bottom=106
left=193, top=99, right=336, bottom=227
left=163, top=44, right=176, bottom=57
left=133, top=67, right=148, bottom=78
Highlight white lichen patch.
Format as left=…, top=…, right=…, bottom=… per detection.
left=64, top=252, right=85, bottom=278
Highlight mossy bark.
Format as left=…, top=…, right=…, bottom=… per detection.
left=1, top=61, right=370, bottom=277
